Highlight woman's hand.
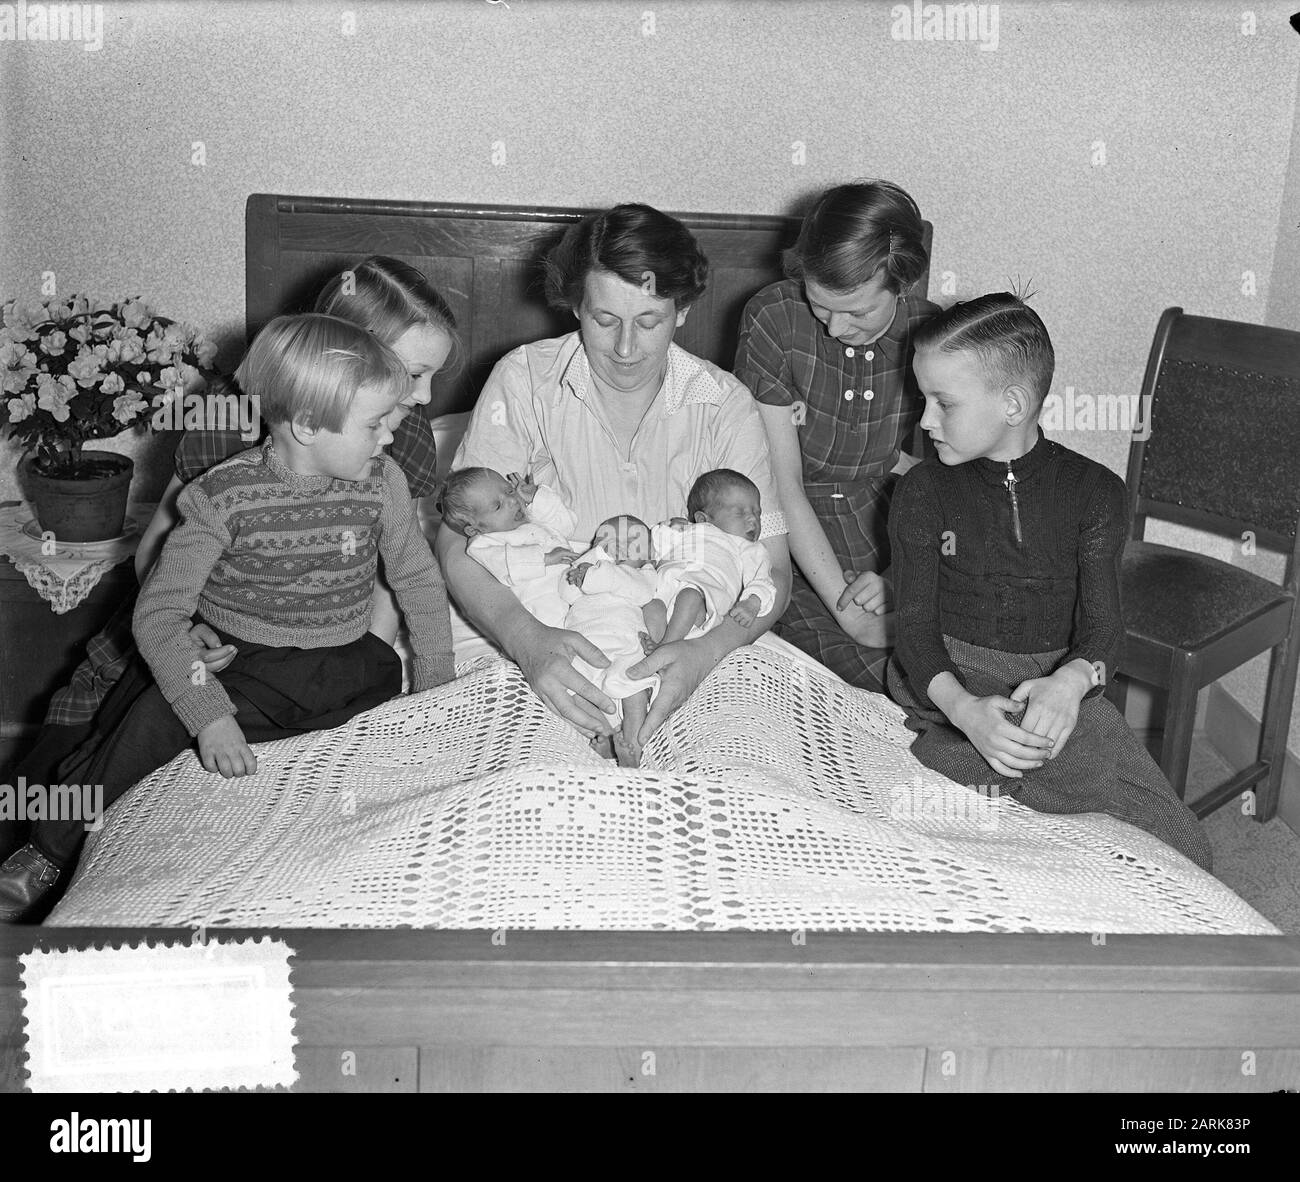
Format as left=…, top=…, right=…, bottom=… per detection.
left=545, top=547, right=580, bottom=566
left=512, top=620, right=616, bottom=737
left=949, top=694, right=1054, bottom=779
left=1010, top=664, right=1091, bottom=758
left=188, top=622, right=238, bottom=674
left=834, top=603, right=896, bottom=649
left=197, top=714, right=257, bottom=778
left=627, top=634, right=722, bottom=747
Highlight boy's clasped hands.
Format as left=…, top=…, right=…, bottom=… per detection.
left=932, top=659, right=1096, bottom=779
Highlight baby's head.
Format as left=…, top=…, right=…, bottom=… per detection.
left=686, top=470, right=762, bottom=542
left=593, top=515, right=652, bottom=564
left=235, top=313, right=407, bottom=482
left=912, top=293, right=1054, bottom=466
left=438, top=468, right=527, bottom=537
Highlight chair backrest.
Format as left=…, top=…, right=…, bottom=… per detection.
left=1127, top=307, right=1300, bottom=581
left=246, top=195, right=932, bottom=415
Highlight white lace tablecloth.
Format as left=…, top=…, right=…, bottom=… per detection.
left=0, top=502, right=155, bottom=613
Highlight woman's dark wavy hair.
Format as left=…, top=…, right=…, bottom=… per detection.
left=544, top=204, right=709, bottom=312
left=783, top=180, right=928, bottom=295
left=913, top=293, right=1055, bottom=407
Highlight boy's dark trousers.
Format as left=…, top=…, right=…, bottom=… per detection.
left=30, top=623, right=401, bottom=869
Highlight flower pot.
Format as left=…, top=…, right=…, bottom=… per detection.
left=23, top=452, right=134, bottom=542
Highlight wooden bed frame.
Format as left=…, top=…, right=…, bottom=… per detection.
left=2, top=195, right=1296, bottom=1094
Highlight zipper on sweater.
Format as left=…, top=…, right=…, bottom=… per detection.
left=1003, top=461, right=1023, bottom=547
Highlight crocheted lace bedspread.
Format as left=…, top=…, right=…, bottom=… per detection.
left=48, top=646, right=1276, bottom=933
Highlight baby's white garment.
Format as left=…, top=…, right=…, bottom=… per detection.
left=466, top=486, right=579, bottom=629
left=650, top=521, right=778, bottom=633
left=560, top=545, right=660, bottom=718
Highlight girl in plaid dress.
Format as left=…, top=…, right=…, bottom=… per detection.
left=736, top=181, right=939, bottom=693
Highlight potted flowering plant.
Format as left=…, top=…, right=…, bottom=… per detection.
left=2, top=294, right=219, bottom=540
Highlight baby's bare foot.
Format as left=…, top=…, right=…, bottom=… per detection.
left=613, top=733, right=642, bottom=768
left=590, top=733, right=615, bottom=760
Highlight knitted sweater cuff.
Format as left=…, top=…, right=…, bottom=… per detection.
left=412, top=652, right=457, bottom=694
left=170, top=682, right=238, bottom=737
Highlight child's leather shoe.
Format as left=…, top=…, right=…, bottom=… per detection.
left=0, top=845, right=63, bottom=923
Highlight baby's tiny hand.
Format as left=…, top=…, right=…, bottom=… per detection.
left=508, top=471, right=538, bottom=504
left=638, top=630, right=658, bottom=656
left=197, top=715, right=257, bottom=779
left=566, top=562, right=592, bottom=587
left=727, top=596, right=759, bottom=628
left=545, top=547, right=579, bottom=566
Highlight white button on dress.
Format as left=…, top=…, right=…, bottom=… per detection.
left=865, top=350, right=875, bottom=360
left=845, top=346, right=855, bottom=357
left=863, top=390, right=874, bottom=401
left=844, top=390, right=854, bottom=401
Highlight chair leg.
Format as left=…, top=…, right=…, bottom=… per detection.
left=1255, top=629, right=1300, bottom=823
left=1158, top=661, right=1200, bottom=800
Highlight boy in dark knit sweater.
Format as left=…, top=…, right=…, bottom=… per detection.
left=0, top=314, right=456, bottom=920
left=885, top=294, right=1211, bottom=871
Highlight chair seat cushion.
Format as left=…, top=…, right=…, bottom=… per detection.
left=1121, top=541, right=1293, bottom=649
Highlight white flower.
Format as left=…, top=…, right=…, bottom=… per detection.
left=36, top=373, right=77, bottom=422
left=102, top=334, right=145, bottom=366
left=111, top=391, right=147, bottom=425
left=100, top=371, right=126, bottom=396
left=0, top=340, right=37, bottom=371
left=119, top=299, right=153, bottom=330
left=143, top=328, right=170, bottom=363
left=39, top=330, right=68, bottom=356
left=66, top=351, right=106, bottom=387
left=157, top=365, right=186, bottom=394
left=6, top=392, right=36, bottom=423
left=195, top=337, right=217, bottom=368
left=3, top=302, right=40, bottom=343
left=0, top=341, right=38, bottom=394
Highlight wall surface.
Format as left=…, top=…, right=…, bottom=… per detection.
left=2, top=0, right=1298, bottom=754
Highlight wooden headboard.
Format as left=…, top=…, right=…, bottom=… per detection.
left=246, top=194, right=932, bottom=415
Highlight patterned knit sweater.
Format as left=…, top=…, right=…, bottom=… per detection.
left=134, top=439, right=455, bottom=736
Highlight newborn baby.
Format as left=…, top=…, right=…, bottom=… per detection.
left=562, top=515, right=663, bottom=766
left=646, top=468, right=778, bottom=651
left=438, top=467, right=580, bottom=629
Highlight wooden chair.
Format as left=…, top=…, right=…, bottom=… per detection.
left=1105, top=307, right=1300, bottom=822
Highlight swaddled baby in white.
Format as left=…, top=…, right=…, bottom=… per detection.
left=560, top=515, right=663, bottom=765
left=437, top=467, right=581, bottom=630
left=643, top=469, right=778, bottom=651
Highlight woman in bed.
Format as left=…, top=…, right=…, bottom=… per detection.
left=436, top=203, right=793, bottom=746
left=0, top=257, right=456, bottom=871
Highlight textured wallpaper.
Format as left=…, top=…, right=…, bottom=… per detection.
left=2, top=0, right=1298, bottom=752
